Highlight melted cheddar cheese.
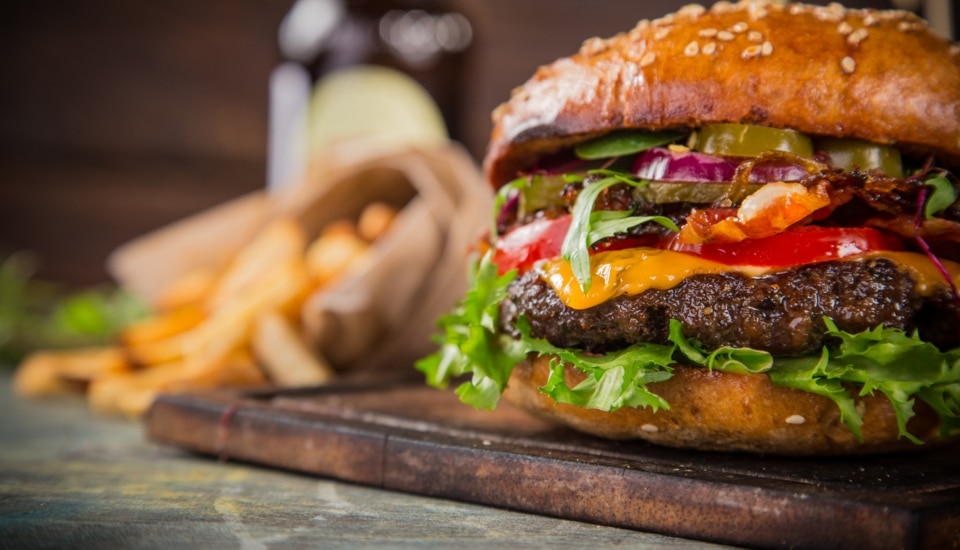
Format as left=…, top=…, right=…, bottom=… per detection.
left=540, top=249, right=960, bottom=310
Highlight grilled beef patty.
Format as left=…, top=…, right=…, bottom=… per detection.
left=500, top=259, right=960, bottom=356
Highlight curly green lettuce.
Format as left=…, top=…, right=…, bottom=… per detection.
left=416, top=254, right=960, bottom=443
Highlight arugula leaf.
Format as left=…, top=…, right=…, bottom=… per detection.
left=574, top=130, right=686, bottom=160
left=560, top=176, right=677, bottom=293
left=561, top=177, right=623, bottom=293
left=587, top=212, right=679, bottom=246
left=923, top=174, right=957, bottom=219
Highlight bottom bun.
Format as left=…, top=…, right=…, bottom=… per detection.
left=502, top=355, right=950, bottom=455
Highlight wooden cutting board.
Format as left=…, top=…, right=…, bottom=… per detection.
left=145, top=381, right=960, bottom=549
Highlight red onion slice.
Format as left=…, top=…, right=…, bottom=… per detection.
left=632, top=148, right=808, bottom=183
left=633, top=148, right=739, bottom=182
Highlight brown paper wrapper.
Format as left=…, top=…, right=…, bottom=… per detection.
left=108, top=143, right=491, bottom=376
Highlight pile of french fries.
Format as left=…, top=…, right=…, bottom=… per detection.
left=13, top=202, right=397, bottom=418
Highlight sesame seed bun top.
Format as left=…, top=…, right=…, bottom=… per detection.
left=484, top=0, right=960, bottom=188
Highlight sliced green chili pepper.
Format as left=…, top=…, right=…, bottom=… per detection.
left=816, top=137, right=903, bottom=177
left=633, top=181, right=762, bottom=204
left=519, top=174, right=570, bottom=216
left=692, top=123, right=814, bottom=159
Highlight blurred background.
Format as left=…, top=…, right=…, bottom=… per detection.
left=0, top=0, right=955, bottom=287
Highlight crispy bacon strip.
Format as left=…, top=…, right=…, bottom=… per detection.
left=679, top=181, right=832, bottom=244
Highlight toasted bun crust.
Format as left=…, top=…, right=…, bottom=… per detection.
left=503, top=355, right=950, bottom=455
left=485, top=1, right=960, bottom=188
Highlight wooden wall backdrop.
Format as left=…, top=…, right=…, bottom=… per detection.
left=0, top=0, right=916, bottom=285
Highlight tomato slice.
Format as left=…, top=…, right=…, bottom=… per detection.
left=493, top=214, right=904, bottom=275
left=664, top=225, right=904, bottom=267
left=492, top=216, right=571, bottom=275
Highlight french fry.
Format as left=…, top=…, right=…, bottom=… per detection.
left=181, top=258, right=311, bottom=366
left=120, top=305, right=205, bottom=347
left=163, top=350, right=265, bottom=393
left=14, top=347, right=129, bottom=397
left=153, top=268, right=219, bottom=312
left=20, top=197, right=405, bottom=417
left=357, top=202, right=398, bottom=242
left=252, top=310, right=334, bottom=387
left=121, top=305, right=207, bottom=366
left=207, top=218, right=307, bottom=312
left=88, top=361, right=186, bottom=416
left=89, top=351, right=266, bottom=418
left=125, top=332, right=190, bottom=367
left=305, top=225, right=369, bottom=287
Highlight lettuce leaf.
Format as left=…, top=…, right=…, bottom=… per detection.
left=417, top=255, right=960, bottom=443
left=574, top=130, right=685, bottom=160
left=923, top=174, right=957, bottom=219
left=415, top=256, right=527, bottom=410
left=671, top=316, right=960, bottom=442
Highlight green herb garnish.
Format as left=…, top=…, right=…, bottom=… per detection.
left=574, top=130, right=686, bottom=160
left=560, top=174, right=677, bottom=292
left=923, top=173, right=957, bottom=219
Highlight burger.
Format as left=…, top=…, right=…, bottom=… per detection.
left=417, top=0, right=960, bottom=454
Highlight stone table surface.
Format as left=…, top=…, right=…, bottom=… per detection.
left=0, top=371, right=732, bottom=549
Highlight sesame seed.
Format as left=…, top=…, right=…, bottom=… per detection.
left=712, top=1, right=735, bottom=15
left=837, top=21, right=853, bottom=35
left=841, top=56, right=856, bottom=74
left=785, top=415, right=806, bottom=425
left=717, top=30, right=735, bottom=42
left=898, top=20, right=925, bottom=32
left=862, top=13, right=879, bottom=26
left=747, top=30, right=763, bottom=42
left=814, top=5, right=844, bottom=23
left=654, top=27, right=671, bottom=41
left=641, top=423, right=659, bottom=433
left=684, top=41, right=700, bottom=56
left=742, top=44, right=762, bottom=59
left=702, top=41, right=717, bottom=55
left=699, top=28, right=718, bottom=38
left=639, top=51, right=657, bottom=67
left=730, top=21, right=749, bottom=33
left=761, top=41, right=773, bottom=56
left=580, top=37, right=607, bottom=55
left=789, top=4, right=806, bottom=15
left=678, top=4, right=706, bottom=18
left=951, top=44, right=960, bottom=57
left=847, top=28, right=868, bottom=46
left=628, top=19, right=650, bottom=40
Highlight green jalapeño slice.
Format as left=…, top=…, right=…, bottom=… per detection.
left=692, top=123, right=814, bottom=159
left=816, top=137, right=904, bottom=177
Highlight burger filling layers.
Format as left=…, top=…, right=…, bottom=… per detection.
left=418, top=124, right=960, bottom=443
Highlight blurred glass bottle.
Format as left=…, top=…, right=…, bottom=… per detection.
left=268, top=0, right=473, bottom=190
